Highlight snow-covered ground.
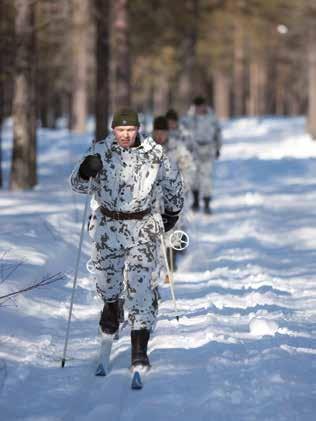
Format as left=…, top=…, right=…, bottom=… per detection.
left=0, top=116, right=315, bottom=420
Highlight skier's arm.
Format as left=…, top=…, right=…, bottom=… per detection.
left=159, top=152, right=184, bottom=215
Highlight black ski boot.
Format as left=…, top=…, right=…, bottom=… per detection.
left=99, top=300, right=120, bottom=335
left=192, top=190, right=200, bottom=211
left=203, top=196, right=212, bottom=215
left=131, top=329, right=150, bottom=368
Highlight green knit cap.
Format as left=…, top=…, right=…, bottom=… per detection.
left=111, top=108, right=140, bottom=128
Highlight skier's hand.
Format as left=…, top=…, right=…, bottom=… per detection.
left=162, top=212, right=179, bottom=232
left=79, top=154, right=103, bottom=180
left=215, top=149, right=220, bottom=159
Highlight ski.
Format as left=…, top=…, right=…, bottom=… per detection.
left=95, top=331, right=113, bottom=377
left=131, top=370, right=143, bottom=389
left=130, top=366, right=149, bottom=390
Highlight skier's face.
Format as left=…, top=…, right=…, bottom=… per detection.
left=153, top=130, right=168, bottom=145
left=167, top=119, right=178, bottom=130
left=114, top=126, right=139, bottom=148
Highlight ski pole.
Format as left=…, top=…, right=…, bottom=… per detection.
left=61, top=141, right=95, bottom=368
left=169, top=247, right=174, bottom=276
left=160, top=234, right=179, bottom=322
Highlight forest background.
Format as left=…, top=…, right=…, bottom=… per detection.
left=1, top=0, right=316, bottom=189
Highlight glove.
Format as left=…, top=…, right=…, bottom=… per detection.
left=79, top=154, right=103, bottom=180
left=162, top=212, right=179, bottom=232
left=215, top=149, right=220, bottom=159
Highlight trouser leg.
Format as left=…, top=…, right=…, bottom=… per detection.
left=92, top=248, right=125, bottom=302
left=125, top=241, right=158, bottom=331
left=199, top=160, right=213, bottom=198
left=91, top=245, right=125, bottom=334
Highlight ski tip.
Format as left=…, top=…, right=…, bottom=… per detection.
left=131, top=371, right=143, bottom=390
left=95, top=363, right=107, bottom=377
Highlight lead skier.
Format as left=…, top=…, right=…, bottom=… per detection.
left=70, top=109, right=184, bottom=370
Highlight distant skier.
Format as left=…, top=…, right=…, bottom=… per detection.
left=70, top=109, right=184, bottom=370
left=182, top=96, right=222, bottom=214
left=152, top=115, right=195, bottom=271
left=165, top=108, right=191, bottom=145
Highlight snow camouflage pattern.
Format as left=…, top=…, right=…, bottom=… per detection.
left=151, top=135, right=195, bottom=284
left=182, top=107, right=222, bottom=197
left=165, top=135, right=196, bottom=194
left=94, top=241, right=159, bottom=330
left=160, top=136, right=195, bottom=247
left=70, top=133, right=184, bottom=329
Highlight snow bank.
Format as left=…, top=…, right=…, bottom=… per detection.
left=249, top=317, right=279, bottom=337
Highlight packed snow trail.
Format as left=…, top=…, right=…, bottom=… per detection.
left=0, top=117, right=315, bottom=420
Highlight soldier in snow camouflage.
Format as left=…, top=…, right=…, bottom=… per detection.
left=70, top=109, right=184, bottom=368
left=152, top=115, right=195, bottom=273
left=182, top=96, right=222, bottom=214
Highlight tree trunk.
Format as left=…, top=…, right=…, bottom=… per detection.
left=233, top=15, right=245, bottom=116
left=178, top=0, right=199, bottom=112
left=10, top=0, right=37, bottom=190
left=113, top=0, right=131, bottom=109
left=0, top=0, right=14, bottom=188
left=70, top=0, right=89, bottom=133
left=248, top=56, right=267, bottom=116
left=95, top=0, right=111, bottom=142
left=213, top=69, right=230, bottom=119
left=308, top=35, right=316, bottom=139
left=275, top=61, right=286, bottom=115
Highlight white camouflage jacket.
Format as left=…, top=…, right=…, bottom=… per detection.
left=70, top=133, right=184, bottom=250
left=163, top=136, right=196, bottom=193
left=181, top=107, right=222, bottom=162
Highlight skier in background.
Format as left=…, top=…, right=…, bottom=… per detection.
left=182, top=96, right=222, bottom=214
left=152, top=115, right=195, bottom=272
left=70, top=109, right=183, bottom=369
left=165, top=108, right=191, bottom=145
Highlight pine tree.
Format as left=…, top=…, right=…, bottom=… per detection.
left=70, top=0, right=89, bottom=133
left=0, top=0, right=14, bottom=188
left=113, top=0, right=131, bottom=108
left=95, top=0, right=111, bottom=141
left=10, top=0, right=37, bottom=190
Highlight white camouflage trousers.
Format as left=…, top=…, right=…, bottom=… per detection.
left=92, top=240, right=159, bottom=330
left=193, top=159, right=214, bottom=197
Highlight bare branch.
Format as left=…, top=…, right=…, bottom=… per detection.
left=0, top=272, right=65, bottom=304
left=0, top=260, right=25, bottom=284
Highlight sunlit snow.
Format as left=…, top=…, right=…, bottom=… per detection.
left=0, top=116, right=315, bottom=420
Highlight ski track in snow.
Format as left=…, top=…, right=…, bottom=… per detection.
left=0, top=116, right=316, bottom=420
